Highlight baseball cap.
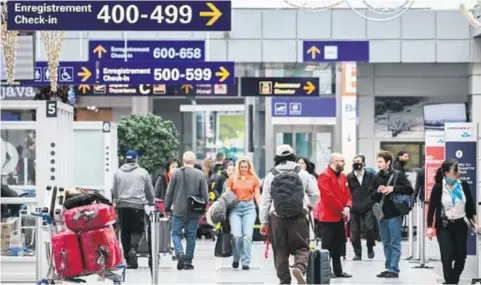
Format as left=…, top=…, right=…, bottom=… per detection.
left=275, top=144, right=294, bottom=157
left=125, top=150, right=138, bottom=160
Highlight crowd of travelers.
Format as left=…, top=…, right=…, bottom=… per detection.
left=110, top=147, right=477, bottom=285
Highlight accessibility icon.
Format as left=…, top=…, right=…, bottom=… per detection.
left=59, top=67, right=74, bottom=82
left=34, top=67, right=42, bottom=82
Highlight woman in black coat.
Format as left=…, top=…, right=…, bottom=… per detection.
left=427, top=159, right=478, bottom=284
left=154, top=159, right=179, bottom=200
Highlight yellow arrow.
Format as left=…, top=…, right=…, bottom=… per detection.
left=93, top=45, right=107, bottom=59
left=78, top=84, right=90, bottom=94
left=199, top=2, right=222, bottom=26
left=303, top=81, right=316, bottom=95
left=307, top=46, right=321, bottom=59
left=215, top=66, right=230, bottom=82
left=181, top=84, right=193, bottom=94
left=77, top=67, right=92, bottom=82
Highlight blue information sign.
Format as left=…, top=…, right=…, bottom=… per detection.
left=241, top=77, right=319, bottom=96
left=445, top=122, right=478, bottom=256
left=89, top=40, right=205, bottom=61
left=271, top=97, right=336, bottom=117
left=23, top=61, right=96, bottom=86
left=303, top=41, right=370, bottom=62
left=97, top=61, right=235, bottom=85
left=7, top=1, right=232, bottom=31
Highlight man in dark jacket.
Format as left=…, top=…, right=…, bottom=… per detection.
left=209, top=152, right=226, bottom=199
left=347, top=154, right=375, bottom=261
left=370, top=151, right=413, bottom=279
left=392, top=150, right=409, bottom=173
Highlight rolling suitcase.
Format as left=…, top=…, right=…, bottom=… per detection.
left=306, top=246, right=331, bottom=284
left=52, top=230, right=84, bottom=278
left=158, top=217, right=171, bottom=253
left=79, top=226, right=122, bottom=272
left=64, top=203, right=117, bottom=231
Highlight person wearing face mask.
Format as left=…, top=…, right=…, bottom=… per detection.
left=318, top=153, right=352, bottom=278
left=370, top=151, right=413, bottom=279
left=427, top=159, right=478, bottom=284
left=392, top=151, right=409, bottom=174
left=346, top=154, right=376, bottom=260
left=154, top=159, right=179, bottom=200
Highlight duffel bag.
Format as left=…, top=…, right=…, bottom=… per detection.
left=64, top=203, right=117, bottom=231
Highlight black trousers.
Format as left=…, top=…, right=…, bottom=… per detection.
left=351, top=211, right=375, bottom=256
left=117, top=207, right=145, bottom=259
left=270, top=215, right=310, bottom=284
left=437, top=219, right=468, bottom=284
left=321, top=220, right=345, bottom=275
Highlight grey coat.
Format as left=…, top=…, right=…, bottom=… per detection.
left=207, top=190, right=238, bottom=225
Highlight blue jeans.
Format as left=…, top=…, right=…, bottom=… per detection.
left=229, top=201, right=257, bottom=265
left=171, top=215, right=199, bottom=264
left=379, top=216, right=402, bottom=273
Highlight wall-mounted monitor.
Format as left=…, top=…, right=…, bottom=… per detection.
left=423, top=103, right=467, bottom=130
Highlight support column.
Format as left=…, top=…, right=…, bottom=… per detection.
left=131, top=97, right=151, bottom=115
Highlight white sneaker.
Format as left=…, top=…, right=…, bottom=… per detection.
left=292, top=267, right=307, bottom=284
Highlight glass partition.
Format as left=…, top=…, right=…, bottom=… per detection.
left=73, top=130, right=105, bottom=187
left=1, top=128, right=36, bottom=187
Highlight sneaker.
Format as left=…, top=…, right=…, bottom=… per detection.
left=127, top=249, right=138, bottom=269
left=384, top=272, right=399, bottom=278
left=376, top=271, right=389, bottom=278
left=368, top=250, right=375, bottom=259
left=177, top=253, right=185, bottom=270
left=335, top=272, right=352, bottom=278
left=242, top=265, right=250, bottom=270
left=353, top=255, right=362, bottom=261
left=232, top=261, right=239, bottom=269
left=184, top=264, right=194, bottom=270
left=292, top=267, right=307, bottom=284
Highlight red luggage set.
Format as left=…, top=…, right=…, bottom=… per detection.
left=52, top=203, right=121, bottom=278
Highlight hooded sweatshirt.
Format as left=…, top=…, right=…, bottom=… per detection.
left=112, top=163, right=155, bottom=209
left=259, top=160, right=320, bottom=226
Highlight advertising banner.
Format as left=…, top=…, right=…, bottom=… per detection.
left=341, top=62, right=357, bottom=172
left=445, top=122, right=478, bottom=255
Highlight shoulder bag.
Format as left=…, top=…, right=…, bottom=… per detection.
left=372, top=172, right=397, bottom=221
left=184, top=168, right=207, bottom=213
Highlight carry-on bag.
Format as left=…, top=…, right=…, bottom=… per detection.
left=52, top=230, right=84, bottom=278
left=158, top=217, right=171, bottom=254
left=214, top=230, right=233, bottom=258
left=306, top=213, right=330, bottom=284
left=79, top=226, right=122, bottom=272
left=64, top=203, right=117, bottom=231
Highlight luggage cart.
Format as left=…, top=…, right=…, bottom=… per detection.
left=31, top=212, right=127, bottom=285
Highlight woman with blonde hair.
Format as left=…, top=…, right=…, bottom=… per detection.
left=226, top=156, right=261, bottom=270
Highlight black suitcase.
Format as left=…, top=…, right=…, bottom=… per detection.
left=306, top=245, right=330, bottom=284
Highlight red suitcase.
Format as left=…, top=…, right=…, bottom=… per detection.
left=79, top=226, right=122, bottom=272
left=52, top=231, right=84, bottom=278
left=64, top=203, right=117, bottom=231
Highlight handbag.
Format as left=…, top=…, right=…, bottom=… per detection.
left=214, top=230, right=233, bottom=258
left=182, top=168, right=207, bottom=213
left=372, top=172, right=397, bottom=221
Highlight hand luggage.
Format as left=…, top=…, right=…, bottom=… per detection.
left=79, top=226, right=122, bottom=272
left=64, top=203, right=117, bottom=231
left=52, top=230, right=84, bottom=278
left=214, top=230, right=233, bottom=258
left=306, top=246, right=330, bottom=284
left=158, top=217, right=171, bottom=254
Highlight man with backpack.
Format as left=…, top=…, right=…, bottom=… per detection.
left=259, top=145, right=319, bottom=284
left=209, top=152, right=227, bottom=200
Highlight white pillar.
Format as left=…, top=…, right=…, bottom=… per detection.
left=131, top=97, right=150, bottom=115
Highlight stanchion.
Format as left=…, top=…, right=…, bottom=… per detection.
left=409, top=202, right=422, bottom=263
left=150, top=208, right=160, bottom=285
left=412, top=202, right=433, bottom=269
left=405, top=210, right=414, bottom=260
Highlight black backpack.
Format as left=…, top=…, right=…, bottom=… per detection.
left=271, top=166, right=305, bottom=218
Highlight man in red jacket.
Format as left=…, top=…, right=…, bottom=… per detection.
left=318, top=153, right=352, bottom=278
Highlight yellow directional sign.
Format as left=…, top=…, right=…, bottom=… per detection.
left=307, top=46, right=321, bottom=59
left=199, top=2, right=222, bottom=26
left=93, top=45, right=107, bottom=59
left=78, top=84, right=90, bottom=94
left=77, top=67, right=92, bottom=82
left=215, top=66, right=230, bottom=82
left=181, top=84, right=193, bottom=94
left=303, top=81, right=316, bottom=95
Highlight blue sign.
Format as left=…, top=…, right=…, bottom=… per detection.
left=445, top=122, right=478, bottom=255
left=26, top=61, right=95, bottom=86
left=8, top=1, right=232, bottom=31
left=241, top=77, right=319, bottom=96
left=89, top=40, right=205, bottom=61
left=97, top=61, right=235, bottom=85
left=271, top=97, right=336, bottom=117
left=303, top=41, right=370, bottom=62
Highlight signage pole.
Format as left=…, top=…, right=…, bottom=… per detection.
left=412, top=202, right=433, bottom=269
left=150, top=209, right=160, bottom=285
left=406, top=210, right=414, bottom=260
left=409, top=202, right=422, bottom=263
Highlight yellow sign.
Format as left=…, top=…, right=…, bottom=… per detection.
left=181, top=84, right=193, bottom=94
left=259, top=81, right=272, bottom=95
left=215, top=66, right=230, bottom=82
left=78, top=84, right=90, bottom=94
left=93, top=45, right=107, bottom=59
left=303, top=81, right=316, bottom=95
left=77, top=67, right=92, bottom=82
left=307, top=46, right=321, bottom=59
left=199, top=2, right=222, bottom=26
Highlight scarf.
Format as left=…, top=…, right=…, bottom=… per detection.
left=445, top=177, right=464, bottom=205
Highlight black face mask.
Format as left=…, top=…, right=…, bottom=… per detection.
left=353, top=163, right=363, bottom=170
left=399, top=160, right=407, bottom=166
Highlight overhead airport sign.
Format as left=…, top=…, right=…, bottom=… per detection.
left=303, top=41, right=370, bottom=62
left=240, top=77, right=319, bottom=96
left=7, top=1, right=232, bottom=31
left=89, top=40, right=205, bottom=61
left=96, top=61, right=235, bottom=85
left=21, top=61, right=96, bottom=86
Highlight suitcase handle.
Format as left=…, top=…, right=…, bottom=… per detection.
left=73, top=210, right=96, bottom=221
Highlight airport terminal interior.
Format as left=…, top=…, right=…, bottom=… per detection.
left=1, top=0, right=481, bottom=284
